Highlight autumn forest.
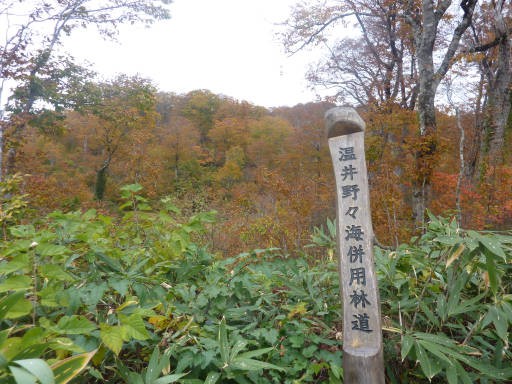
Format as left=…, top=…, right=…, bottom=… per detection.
left=0, top=0, right=511, bottom=383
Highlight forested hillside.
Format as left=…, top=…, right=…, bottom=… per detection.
left=7, top=85, right=512, bottom=254
left=1, top=0, right=512, bottom=253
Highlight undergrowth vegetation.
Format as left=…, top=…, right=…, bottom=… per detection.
left=0, top=179, right=510, bottom=383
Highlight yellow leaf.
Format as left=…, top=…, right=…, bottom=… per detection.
left=287, top=302, right=308, bottom=319
left=446, top=244, right=465, bottom=268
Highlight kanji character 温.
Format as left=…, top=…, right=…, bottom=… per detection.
left=339, top=147, right=356, bottom=161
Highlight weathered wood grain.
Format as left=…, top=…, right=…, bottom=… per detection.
left=325, top=107, right=385, bottom=383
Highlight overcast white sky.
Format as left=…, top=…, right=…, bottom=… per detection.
left=62, top=0, right=324, bottom=108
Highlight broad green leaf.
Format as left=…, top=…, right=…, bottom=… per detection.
left=0, top=255, right=30, bottom=274
left=230, top=358, right=285, bottom=372
left=502, top=301, right=512, bottom=322
left=146, top=348, right=168, bottom=383
left=493, top=340, right=505, bottom=367
left=40, top=265, right=74, bottom=282
left=415, top=342, right=434, bottom=379
left=51, top=350, right=96, bottom=384
left=229, top=339, right=248, bottom=361
left=100, top=324, right=124, bottom=355
left=413, top=334, right=474, bottom=363
left=479, top=236, right=507, bottom=259
left=446, top=273, right=468, bottom=315
left=482, top=305, right=497, bottom=329
left=39, top=286, right=61, bottom=308
left=0, top=353, right=7, bottom=370
left=0, top=291, right=25, bottom=320
left=413, top=333, right=457, bottom=348
left=0, top=328, right=10, bottom=348
left=238, top=347, right=274, bottom=360
left=417, top=340, right=453, bottom=366
left=401, top=335, right=414, bottom=361
left=14, top=359, right=54, bottom=384
left=146, top=350, right=160, bottom=382
left=37, top=244, right=68, bottom=257
left=55, top=316, right=97, bottom=335
left=232, top=376, right=251, bottom=384
left=1, top=337, right=22, bottom=360
left=303, top=345, right=317, bottom=358
left=119, top=314, right=150, bottom=340
left=446, top=365, right=457, bottom=384
left=109, top=279, right=130, bottom=296
left=47, top=338, right=85, bottom=353
left=218, top=317, right=229, bottom=364
left=95, top=254, right=122, bottom=273
left=127, top=373, right=145, bottom=384
left=447, top=292, right=486, bottom=317
left=120, top=183, right=144, bottom=193
left=1, top=328, right=43, bottom=361
left=455, top=361, right=473, bottom=384
left=419, top=302, right=439, bottom=326
left=413, top=334, right=509, bottom=380
left=0, top=275, right=32, bottom=293
left=436, top=295, right=447, bottom=321
left=153, top=373, right=188, bottom=384
left=9, top=365, right=38, bottom=384
left=11, top=344, right=47, bottom=362
left=435, top=236, right=459, bottom=246
left=485, top=252, right=499, bottom=296
left=138, top=203, right=152, bottom=211
left=3, top=241, right=34, bottom=257
left=4, top=298, right=32, bottom=319
left=9, top=225, right=36, bottom=238
left=82, top=282, right=108, bottom=307
left=493, top=307, right=508, bottom=342
left=204, top=372, right=221, bottom=384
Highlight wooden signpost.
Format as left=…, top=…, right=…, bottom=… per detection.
left=325, top=106, right=385, bottom=383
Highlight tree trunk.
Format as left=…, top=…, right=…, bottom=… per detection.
left=464, top=73, right=485, bottom=181
left=6, top=147, right=17, bottom=177
left=95, top=159, right=111, bottom=201
left=411, top=3, right=439, bottom=228
left=463, top=0, right=511, bottom=194
left=404, top=0, right=477, bottom=228
left=483, top=7, right=511, bottom=167
left=455, top=108, right=464, bottom=225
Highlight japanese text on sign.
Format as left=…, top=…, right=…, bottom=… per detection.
left=339, top=146, right=373, bottom=333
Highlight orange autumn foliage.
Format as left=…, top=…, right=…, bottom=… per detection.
left=10, top=88, right=512, bottom=256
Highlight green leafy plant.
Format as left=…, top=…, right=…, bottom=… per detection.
left=0, top=184, right=217, bottom=383
left=376, top=213, right=512, bottom=383
left=214, top=317, right=285, bottom=379
left=1, top=180, right=510, bottom=383
left=117, top=347, right=187, bottom=384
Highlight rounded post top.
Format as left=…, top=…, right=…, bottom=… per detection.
left=325, top=106, right=366, bottom=138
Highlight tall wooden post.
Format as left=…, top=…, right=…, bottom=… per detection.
left=325, top=107, right=385, bottom=383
